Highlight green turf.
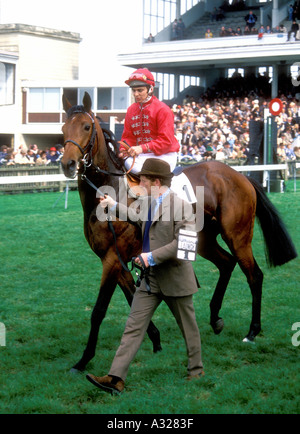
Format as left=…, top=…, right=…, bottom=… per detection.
left=0, top=182, right=299, bottom=414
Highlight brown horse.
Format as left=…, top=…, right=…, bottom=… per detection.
left=61, top=92, right=297, bottom=372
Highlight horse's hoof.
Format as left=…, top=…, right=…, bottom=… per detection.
left=153, top=344, right=162, bottom=353
left=211, top=318, right=224, bottom=335
left=69, top=367, right=84, bottom=375
left=242, top=337, right=255, bottom=344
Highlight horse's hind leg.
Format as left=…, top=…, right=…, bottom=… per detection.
left=237, top=251, right=263, bottom=342
left=118, top=271, right=162, bottom=353
left=223, top=229, right=263, bottom=342
left=198, top=230, right=237, bottom=335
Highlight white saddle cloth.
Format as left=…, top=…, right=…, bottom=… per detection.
left=171, top=172, right=197, bottom=204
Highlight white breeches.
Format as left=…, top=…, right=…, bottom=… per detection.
left=124, top=152, right=178, bottom=174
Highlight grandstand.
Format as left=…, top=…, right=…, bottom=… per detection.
left=184, top=10, right=258, bottom=40
left=120, top=0, right=300, bottom=103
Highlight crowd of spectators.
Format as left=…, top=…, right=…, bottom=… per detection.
left=0, top=144, right=64, bottom=168
left=171, top=90, right=300, bottom=166
left=1, top=82, right=300, bottom=171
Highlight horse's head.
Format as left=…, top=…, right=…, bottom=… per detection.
left=61, top=92, right=97, bottom=178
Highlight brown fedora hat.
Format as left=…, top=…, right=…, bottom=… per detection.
left=138, top=158, right=174, bottom=179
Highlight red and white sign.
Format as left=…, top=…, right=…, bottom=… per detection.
left=269, top=98, right=283, bottom=116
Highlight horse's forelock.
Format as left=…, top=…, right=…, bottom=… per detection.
left=66, top=105, right=85, bottom=119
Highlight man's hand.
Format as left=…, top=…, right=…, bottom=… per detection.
left=135, top=253, right=149, bottom=268
left=99, top=194, right=116, bottom=209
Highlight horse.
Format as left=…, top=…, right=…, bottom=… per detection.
left=61, top=92, right=297, bottom=372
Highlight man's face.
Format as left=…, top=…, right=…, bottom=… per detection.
left=132, top=86, right=148, bottom=104
left=139, top=176, right=160, bottom=197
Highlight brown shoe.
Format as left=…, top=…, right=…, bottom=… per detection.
left=186, top=371, right=205, bottom=381
left=86, top=374, right=124, bottom=395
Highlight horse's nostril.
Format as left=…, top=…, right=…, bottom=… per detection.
left=61, top=159, right=77, bottom=176
left=67, top=160, right=76, bottom=170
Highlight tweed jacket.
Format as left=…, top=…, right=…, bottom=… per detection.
left=117, top=191, right=198, bottom=297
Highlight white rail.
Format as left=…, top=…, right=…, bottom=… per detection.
left=0, top=174, right=76, bottom=185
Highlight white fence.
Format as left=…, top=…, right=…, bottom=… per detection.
left=0, top=163, right=299, bottom=194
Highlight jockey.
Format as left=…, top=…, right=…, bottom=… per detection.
left=119, top=68, right=180, bottom=174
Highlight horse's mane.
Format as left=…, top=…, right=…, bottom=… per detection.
left=100, top=125, right=124, bottom=171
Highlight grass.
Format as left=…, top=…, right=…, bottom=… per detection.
left=0, top=180, right=299, bottom=414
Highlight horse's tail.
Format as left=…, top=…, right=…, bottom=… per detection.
left=248, top=177, right=297, bottom=267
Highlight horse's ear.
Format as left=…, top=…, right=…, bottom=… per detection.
left=83, top=92, right=92, bottom=113
left=62, top=94, right=72, bottom=112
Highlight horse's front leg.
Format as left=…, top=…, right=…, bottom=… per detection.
left=70, top=261, right=119, bottom=373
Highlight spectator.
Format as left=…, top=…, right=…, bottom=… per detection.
left=47, top=147, right=60, bottom=164
left=35, top=150, right=49, bottom=165
left=244, top=25, right=251, bottom=35
left=235, top=26, right=243, bottom=36
left=6, top=151, right=17, bottom=166
left=285, top=143, right=296, bottom=160
left=289, top=4, right=294, bottom=20
left=287, top=19, right=299, bottom=41
left=219, top=26, right=228, bottom=37
left=205, top=28, right=213, bottom=38
left=277, top=143, right=287, bottom=162
left=146, top=33, right=155, bottom=43
left=244, top=10, right=257, bottom=30
left=26, top=149, right=35, bottom=164
left=171, top=19, right=178, bottom=40
left=14, top=147, right=31, bottom=165
left=0, top=145, right=8, bottom=166
left=177, top=18, right=185, bottom=39
left=265, top=25, right=272, bottom=34
left=215, top=144, right=226, bottom=160
left=294, top=146, right=300, bottom=160
left=279, top=24, right=287, bottom=33
left=226, top=27, right=235, bottom=36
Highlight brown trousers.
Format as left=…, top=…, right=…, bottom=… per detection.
left=109, top=273, right=203, bottom=381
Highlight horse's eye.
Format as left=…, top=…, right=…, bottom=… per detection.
left=84, top=124, right=91, bottom=131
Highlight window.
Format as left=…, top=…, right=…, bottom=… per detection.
left=258, top=67, right=273, bottom=82
left=143, top=0, right=200, bottom=39
left=113, top=88, right=128, bottom=110
left=0, top=62, right=15, bottom=105
left=97, top=88, right=111, bottom=110
left=228, top=68, right=245, bottom=78
left=97, top=87, right=129, bottom=110
left=28, top=88, right=60, bottom=111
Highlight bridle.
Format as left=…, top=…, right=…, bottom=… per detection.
left=63, top=108, right=135, bottom=176
left=64, top=110, right=97, bottom=166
